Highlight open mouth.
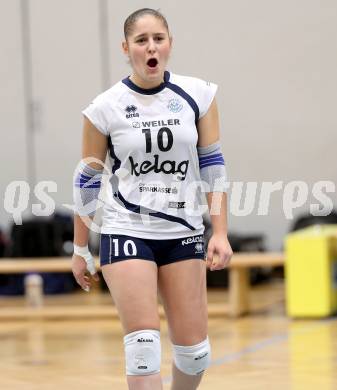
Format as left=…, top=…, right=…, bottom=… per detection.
left=147, top=58, right=158, bottom=68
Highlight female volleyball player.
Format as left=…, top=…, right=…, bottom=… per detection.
left=71, top=8, right=232, bottom=390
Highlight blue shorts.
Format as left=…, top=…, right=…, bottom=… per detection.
left=100, top=233, right=205, bottom=267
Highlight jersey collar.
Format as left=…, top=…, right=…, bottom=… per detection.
left=122, top=71, right=170, bottom=95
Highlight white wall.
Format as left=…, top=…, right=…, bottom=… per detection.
left=0, top=0, right=27, bottom=224
left=1, top=0, right=336, bottom=250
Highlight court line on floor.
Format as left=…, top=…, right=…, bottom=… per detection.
left=163, top=316, right=337, bottom=383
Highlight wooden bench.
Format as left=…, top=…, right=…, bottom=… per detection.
left=227, top=252, right=284, bottom=316
left=0, top=252, right=284, bottom=318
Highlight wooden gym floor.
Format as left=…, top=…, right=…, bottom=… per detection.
left=0, top=280, right=336, bottom=390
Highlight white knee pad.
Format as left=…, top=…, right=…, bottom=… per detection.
left=173, top=337, right=211, bottom=375
left=124, top=329, right=161, bottom=376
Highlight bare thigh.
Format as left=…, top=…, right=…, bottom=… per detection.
left=158, top=259, right=208, bottom=345
left=102, top=259, right=160, bottom=334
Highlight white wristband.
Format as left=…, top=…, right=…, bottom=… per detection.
left=73, top=244, right=96, bottom=276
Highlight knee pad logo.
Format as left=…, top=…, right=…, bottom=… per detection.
left=137, top=337, right=154, bottom=342
left=135, top=354, right=148, bottom=370
left=195, top=351, right=209, bottom=360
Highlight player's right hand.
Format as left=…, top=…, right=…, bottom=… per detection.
left=71, top=254, right=100, bottom=292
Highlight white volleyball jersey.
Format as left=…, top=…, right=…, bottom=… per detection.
left=82, top=71, right=217, bottom=239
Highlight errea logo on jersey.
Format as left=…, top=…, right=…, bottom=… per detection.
left=125, top=105, right=139, bottom=118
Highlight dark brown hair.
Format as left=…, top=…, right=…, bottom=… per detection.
left=124, top=8, right=169, bottom=40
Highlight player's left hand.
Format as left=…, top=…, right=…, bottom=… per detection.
left=206, top=233, right=233, bottom=271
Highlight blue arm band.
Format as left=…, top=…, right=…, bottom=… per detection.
left=197, top=141, right=228, bottom=192
left=73, top=162, right=103, bottom=216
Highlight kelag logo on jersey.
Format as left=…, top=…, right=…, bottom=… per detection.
left=129, top=155, right=189, bottom=181
left=167, top=98, right=183, bottom=113
left=125, top=105, right=139, bottom=118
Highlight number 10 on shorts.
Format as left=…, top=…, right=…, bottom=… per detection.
left=111, top=238, right=138, bottom=257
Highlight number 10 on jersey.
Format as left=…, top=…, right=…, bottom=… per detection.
left=142, top=127, right=173, bottom=153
